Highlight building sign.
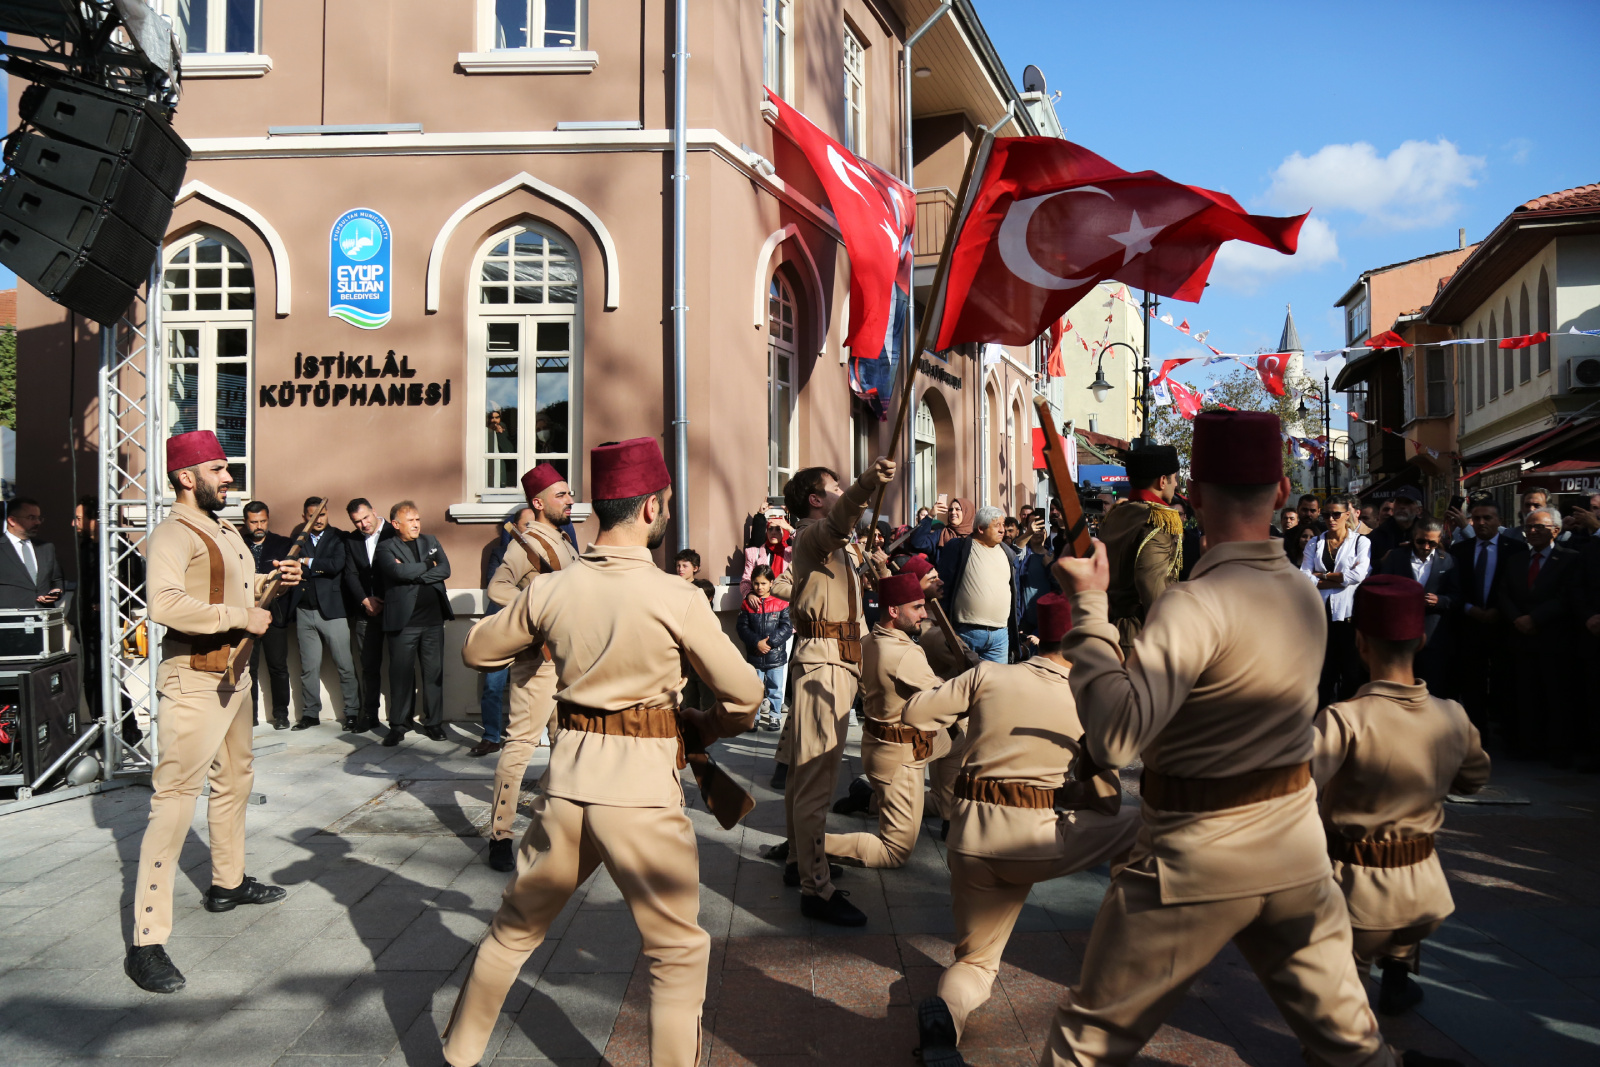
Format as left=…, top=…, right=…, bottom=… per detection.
left=1079, top=464, right=1127, bottom=486
left=257, top=351, right=452, bottom=409
left=918, top=357, right=962, bottom=390
left=329, top=208, right=392, bottom=329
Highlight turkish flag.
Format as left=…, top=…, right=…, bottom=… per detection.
left=1366, top=330, right=1408, bottom=349
left=935, top=138, right=1307, bottom=347
left=1045, top=318, right=1067, bottom=377
left=1256, top=352, right=1289, bottom=397
left=768, top=91, right=913, bottom=369
left=1170, top=379, right=1204, bottom=420
left=1500, top=332, right=1549, bottom=349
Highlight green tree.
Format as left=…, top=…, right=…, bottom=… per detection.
left=1148, top=364, right=1318, bottom=485
left=0, top=326, right=14, bottom=429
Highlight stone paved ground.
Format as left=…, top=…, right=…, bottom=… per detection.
left=2, top=720, right=1599, bottom=1066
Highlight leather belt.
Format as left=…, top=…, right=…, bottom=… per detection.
left=955, top=773, right=1056, bottom=810
left=861, top=717, right=938, bottom=762
left=1140, top=761, right=1310, bottom=813
left=793, top=618, right=862, bottom=664
left=1328, top=833, right=1435, bottom=868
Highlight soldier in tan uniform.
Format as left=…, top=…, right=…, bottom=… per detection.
left=1097, top=443, right=1182, bottom=654
left=765, top=459, right=895, bottom=926
left=483, top=462, right=581, bottom=873
left=823, top=573, right=953, bottom=869
left=1313, top=575, right=1490, bottom=1016
left=1047, top=412, right=1459, bottom=1067
left=905, top=592, right=1140, bottom=1062
left=124, top=431, right=302, bottom=994
left=440, top=438, right=762, bottom=1067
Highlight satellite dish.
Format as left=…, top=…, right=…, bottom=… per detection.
left=1022, top=64, right=1047, bottom=95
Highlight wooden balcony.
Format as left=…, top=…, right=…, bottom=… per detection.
left=915, top=187, right=956, bottom=262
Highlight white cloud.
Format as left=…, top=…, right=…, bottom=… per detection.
left=1264, top=139, right=1485, bottom=229
left=1210, top=215, right=1340, bottom=294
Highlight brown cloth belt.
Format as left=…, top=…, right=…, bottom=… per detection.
left=1328, top=833, right=1435, bottom=868
left=955, top=773, right=1057, bottom=810
left=862, top=717, right=939, bottom=762
left=1140, top=761, right=1311, bottom=814
left=793, top=618, right=863, bottom=664
left=174, top=517, right=246, bottom=674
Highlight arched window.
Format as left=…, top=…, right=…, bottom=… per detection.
left=914, top=399, right=937, bottom=512
left=1537, top=267, right=1553, bottom=374
left=162, top=230, right=254, bottom=496
left=980, top=384, right=994, bottom=506
left=1488, top=311, right=1498, bottom=399
left=767, top=273, right=798, bottom=496
left=1503, top=298, right=1515, bottom=393
left=471, top=222, right=580, bottom=494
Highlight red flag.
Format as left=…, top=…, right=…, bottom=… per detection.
left=934, top=138, right=1307, bottom=347
left=1155, top=357, right=1194, bottom=382
left=768, top=91, right=913, bottom=365
left=1366, top=330, right=1408, bottom=349
left=1499, top=332, right=1549, bottom=349
left=1170, top=379, right=1203, bottom=420
left=1177, top=319, right=1191, bottom=334
left=1256, top=352, right=1289, bottom=397
left=1045, top=318, right=1067, bottom=377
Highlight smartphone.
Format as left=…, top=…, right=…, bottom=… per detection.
left=936, top=493, right=949, bottom=508
left=1448, top=494, right=1466, bottom=512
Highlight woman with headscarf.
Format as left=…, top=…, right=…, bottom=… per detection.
left=908, top=496, right=973, bottom=557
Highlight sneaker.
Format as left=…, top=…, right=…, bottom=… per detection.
left=204, top=875, right=287, bottom=913
left=916, top=996, right=966, bottom=1067
left=271, top=717, right=289, bottom=731
left=769, top=762, right=788, bottom=791
left=831, top=777, right=873, bottom=815
left=1379, top=961, right=1424, bottom=1015
left=487, top=838, right=516, bottom=872
left=760, top=716, right=780, bottom=732
left=125, top=943, right=185, bottom=994
left=783, top=861, right=843, bottom=887
left=801, top=889, right=867, bottom=927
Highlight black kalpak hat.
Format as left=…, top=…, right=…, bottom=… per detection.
left=1124, top=444, right=1180, bottom=481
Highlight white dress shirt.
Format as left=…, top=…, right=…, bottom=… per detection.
left=364, top=526, right=382, bottom=564
left=6, top=529, right=36, bottom=582
left=1409, top=549, right=1434, bottom=587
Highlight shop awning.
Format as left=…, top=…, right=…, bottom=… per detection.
left=1463, top=421, right=1577, bottom=481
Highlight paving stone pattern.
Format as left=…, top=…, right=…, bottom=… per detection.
left=1, top=720, right=1598, bottom=1065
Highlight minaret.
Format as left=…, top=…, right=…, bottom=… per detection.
left=1279, top=303, right=1304, bottom=381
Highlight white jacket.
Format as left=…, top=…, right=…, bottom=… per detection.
left=1302, top=531, right=1371, bottom=622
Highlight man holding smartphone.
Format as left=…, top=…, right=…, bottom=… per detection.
left=0, top=497, right=65, bottom=655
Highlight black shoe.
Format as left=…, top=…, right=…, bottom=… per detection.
left=1402, top=1053, right=1464, bottom=1067
left=784, top=861, right=844, bottom=887
left=916, top=996, right=966, bottom=1067
left=271, top=716, right=290, bottom=731
left=125, top=943, right=185, bottom=994
left=1379, top=961, right=1424, bottom=1015
left=204, top=875, right=287, bottom=913
left=342, top=717, right=359, bottom=731
left=423, top=724, right=447, bottom=742
left=353, top=716, right=376, bottom=733
left=831, top=777, right=873, bottom=815
left=382, top=727, right=406, bottom=747
left=290, top=718, right=319, bottom=731
left=769, top=762, right=788, bottom=791
left=801, top=889, right=867, bottom=927
left=487, top=838, right=516, bottom=872
left=760, top=840, right=790, bottom=864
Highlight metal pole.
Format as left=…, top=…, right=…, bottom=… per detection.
left=97, top=323, right=115, bottom=777
left=1138, top=291, right=1154, bottom=447
left=670, top=0, right=690, bottom=551
left=1323, top=371, right=1331, bottom=493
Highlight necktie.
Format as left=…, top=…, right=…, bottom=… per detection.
left=1529, top=552, right=1542, bottom=584
left=20, top=540, right=36, bottom=583
left=1474, top=542, right=1489, bottom=605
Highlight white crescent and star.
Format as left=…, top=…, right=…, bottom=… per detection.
left=997, top=188, right=1167, bottom=290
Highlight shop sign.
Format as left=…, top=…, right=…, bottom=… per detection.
left=1553, top=474, right=1600, bottom=494
left=258, top=351, right=452, bottom=409
left=329, top=208, right=392, bottom=329
left=1477, top=466, right=1522, bottom=489
left=917, top=357, right=962, bottom=390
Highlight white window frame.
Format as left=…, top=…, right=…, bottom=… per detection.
left=1346, top=296, right=1369, bottom=344
left=460, top=0, right=597, bottom=74
left=160, top=229, right=256, bottom=504
left=466, top=221, right=583, bottom=502
left=763, top=0, right=794, bottom=98
left=843, top=23, right=866, bottom=154
left=768, top=273, right=799, bottom=497
left=164, top=0, right=271, bottom=76
left=914, top=399, right=937, bottom=514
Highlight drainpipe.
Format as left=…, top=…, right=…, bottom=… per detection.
left=671, top=0, right=690, bottom=550
left=901, top=0, right=951, bottom=516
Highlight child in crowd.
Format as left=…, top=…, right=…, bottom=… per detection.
left=674, top=548, right=700, bottom=581
left=735, top=564, right=792, bottom=732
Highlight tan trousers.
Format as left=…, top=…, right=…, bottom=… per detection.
left=824, top=731, right=951, bottom=869
left=132, top=668, right=254, bottom=946
left=443, top=795, right=709, bottom=1067
left=927, top=724, right=969, bottom=822
left=775, top=705, right=795, bottom=765
left=1041, top=855, right=1394, bottom=1067
left=939, top=807, right=1141, bottom=1039
left=489, top=657, right=560, bottom=841
left=1351, top=920, right=1442, bottom=972
left=783, top=662, right=858, bottom=898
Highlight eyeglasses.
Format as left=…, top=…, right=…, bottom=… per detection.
left=1524, top=523, right=1557, bottom=532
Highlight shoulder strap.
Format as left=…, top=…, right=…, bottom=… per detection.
left=524, top=525, right=566, bottom=572
left=174, top=518, right=225, bottom=606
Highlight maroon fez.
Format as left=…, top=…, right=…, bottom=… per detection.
left=878, top=573, right=925, bottom=609
left=166, top=430, right=225, bottom=470
left=899, top=554, right=934, bottom=580
left=1036, top=592, right=1074, bottom=644
left=1352, top=575, right=1426, bottom=642
left=590, top=438, right=670, bottom=500
left=520, top=462, right=564, bottom=502
left=1190, top=411, right=1283, bottom=484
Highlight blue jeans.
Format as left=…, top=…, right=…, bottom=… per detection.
left=479, top=667, right=509, bottom=743
left=756, top=664, right=787, bottom=717
left=955, top=625, right=1008, bottom=664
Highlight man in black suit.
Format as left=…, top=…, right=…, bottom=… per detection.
left=287, top=497, right=359, bottom=731
left=1501, top=506, right=1582, bottom=762
left=1376, top=517, right=1460, bottom=695
left=341, top=497, right=395, bottom=732
left=375, top=500, right=453, bottom=745
left=1450, top=496, right=1529, bottom=748
left=1367, top=486, right=1422, bottom=564
left=241, top=501, right=296, bottom=729
left=0, top=496, right=65, bottom=656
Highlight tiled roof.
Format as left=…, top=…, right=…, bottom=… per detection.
left=1519, top=183, right=1600, bottom=212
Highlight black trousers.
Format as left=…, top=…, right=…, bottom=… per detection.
left=1515, top=631, right=1573, bottom=760
left=387, top=624, right=444, bottom=729
left=249, top=624, right=291, bottom=723
left=349, top=615, right=385, bottom=721
left=1318, top=619, right=1364, bottom=706
left=1455, top=617, right=1513, bottom=741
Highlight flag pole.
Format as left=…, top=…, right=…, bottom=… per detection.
left=867, top=125, right=995, bottom=550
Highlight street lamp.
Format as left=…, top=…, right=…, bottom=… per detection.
left=1088, top=341, right=1143, bottom=423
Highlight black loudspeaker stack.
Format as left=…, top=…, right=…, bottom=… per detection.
left=0, top=653, right=84, bottom=789
left=0, top=77, right=190, bottom=324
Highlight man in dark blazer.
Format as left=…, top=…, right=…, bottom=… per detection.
left=1450, top=496, right=1530, bottom=749
left=1376, top=517, right=1460, bottom=695
left=241, top=501, right=296, bottom=729
left=375, top=500, right=452, bottom=745
left=341, top=497, right=395, bottom=732
left=286, top=497, right=358, bottom=731
left=1500, top=505, right=1582, bottom=761
left=0, top=497, right=64, bottom=656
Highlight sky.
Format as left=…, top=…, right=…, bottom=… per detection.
left=979, top=0, right=1600, bottom=429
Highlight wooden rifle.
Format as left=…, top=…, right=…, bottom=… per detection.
left=925, top=597, right=967, bottom=660
left=227, top=496, right=328, bottom=685
left=1033, top=396, right=1093, bottom=559
left=503, top=521, right=545, bottom=570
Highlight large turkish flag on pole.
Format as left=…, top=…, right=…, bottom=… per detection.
left=934, top=138, right=1308, bottom=348
left=768, top=91, right=914, bottom=372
